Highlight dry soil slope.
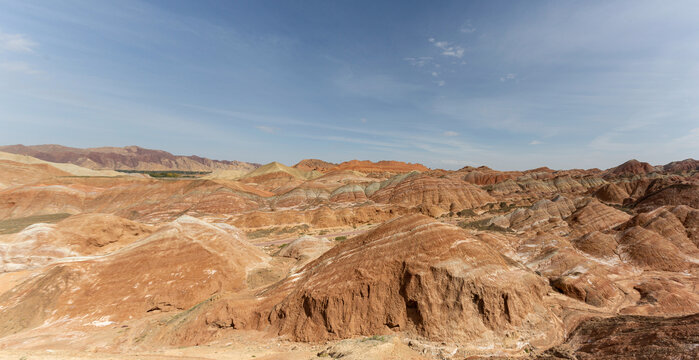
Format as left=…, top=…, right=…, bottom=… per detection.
left=0, top=160, right=72, bottom=190
left=0, top=213, right=153, bottom=272
left=0, top=216, right=270, bottom=337
left=0, top=151, right=124, bottom=177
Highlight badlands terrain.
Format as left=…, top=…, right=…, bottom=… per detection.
left=0, top=145, right=697, bottom=359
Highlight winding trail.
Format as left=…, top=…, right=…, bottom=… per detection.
left=253, top=228, right=370, bottom=247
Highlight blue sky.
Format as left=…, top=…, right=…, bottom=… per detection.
left=0, top=0, right=697, bottom=170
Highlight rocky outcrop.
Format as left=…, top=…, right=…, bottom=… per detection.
left=620, top=207, right=699, bottom=256
left=663, top=158, right=699, bottom=172
left=604, top=159, right=656, bottom=178
left=277, top=235, right=333, bottom=269
left=634, top=183, right=699, bottom=212
left=489, top=195, right=575, bottom=230
left=571, top=231, right=618, bottom=259
left=540, top=314, right=699, bottom=360
left=566, top=199, right=631, bottom=235
left=266, top=215, right=562, bottom=349
left=461, top=167, right=521, bottom=185
left=620, top=277, right=699, bottom=316
left=617, top=226, right=693, bottom=272
left=370, top=175, right=495, bottom=211
left=593, top=183, right=629, bottom=203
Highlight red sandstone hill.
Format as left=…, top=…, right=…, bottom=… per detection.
left=292, top=159, right=337, bottom=172
left=201, top=214, right=563, bottom=351
left=605, top=159, right=656, bottom=178
left=0, top=144, right=259, bottom=172
left=333, top=160, right=429, bottom=173
left=663, top=158, right=699, bottom=172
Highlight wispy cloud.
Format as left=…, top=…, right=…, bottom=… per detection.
left=0, top=61, right=39, bottom=74
left=404, top=56, right=433, bottom=67
left=529, top=140, right=542, bottom=145
left=334, top=73, right=423, bottom=102
left=500, top=73, right=516, bottom=82
left=429, top=38, right=465, bottom=58
left=460, top=21, right=476, bottom=34
left=256, top=125, right=277, bottom=133
left=432, top=97, right=557, bottom=135
left=0, top=31, right=37, bottom=53
left=435, top=80, right=445, bottom=87
left=443, top=131, right=459, bottom=137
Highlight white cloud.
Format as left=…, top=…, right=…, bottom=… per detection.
left=460, top=21, right=476, bottom=34
left=360, top=118, right=367, bottom=123
left=432, top=40, right=465, bottom=58
left=0, top=31, right=37, bottom=52
left=436, top=80, right=445, bottom=87
left=256, top=125, right=277, bottom=133
left=431, top=71, right=439, bottom=77
left=443, top=131, right=459, bottom=137
left=404, top=56, right=433, bottom=67
left=0, top=61, right=39, bottom=75
left=529, top=140, right=542, bottom=145
left=500, top=73, right=516, bottom=82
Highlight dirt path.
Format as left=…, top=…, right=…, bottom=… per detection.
left=254, top=228, right=370, bottom=247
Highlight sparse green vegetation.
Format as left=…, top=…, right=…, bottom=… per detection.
left=166, top=294, right=218, bottom=326
left=0, top=213, right=72, bottom=235
left=361, top=335, right=387, bottom=342
left=116, top=170, right=211, bottom=178
left=278, top=243, right=288, bottom=249
left=611, top=204, right=634, bottom=214
left=458, top=218, right=512, bottom=233
left=335, top=236, right=347, bottom=241
left=246, top=224, right=310, bottom=239
left=457, top=209, right=476, bottom=217
left=147, top=172, right=182, bottom=178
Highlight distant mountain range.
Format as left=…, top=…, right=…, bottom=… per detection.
left=0, top=144, right=260, bottom=172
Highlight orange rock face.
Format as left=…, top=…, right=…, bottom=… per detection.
left=266, top=215, right=562, bottom=349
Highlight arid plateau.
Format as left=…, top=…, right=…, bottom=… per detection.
left=0, top=145, right=697, bottom=359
